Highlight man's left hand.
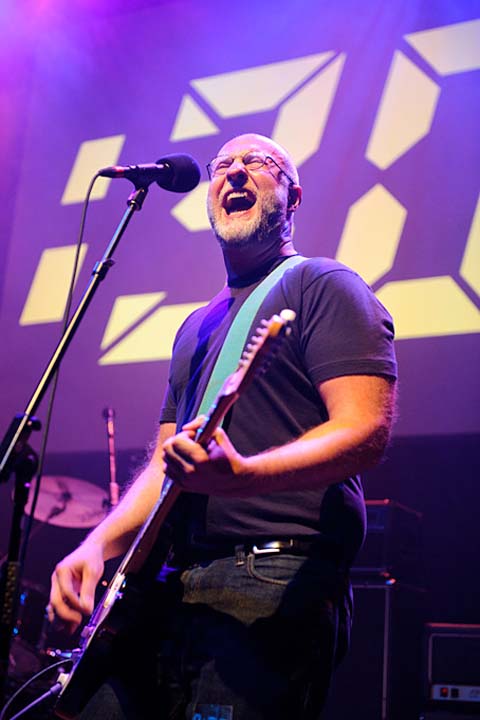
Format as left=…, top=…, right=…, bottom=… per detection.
left=162, top=416, right=253, bottom=495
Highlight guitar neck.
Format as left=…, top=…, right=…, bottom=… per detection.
left=107, top=310, right=293, bottom=580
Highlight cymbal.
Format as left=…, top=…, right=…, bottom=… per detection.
left=24, top=475, right=108, bottom=528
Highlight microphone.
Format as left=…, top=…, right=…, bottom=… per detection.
left=98, top=153, right=201, bottom=192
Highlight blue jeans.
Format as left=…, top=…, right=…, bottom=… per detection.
left=78, top=552, right=351, bottom=720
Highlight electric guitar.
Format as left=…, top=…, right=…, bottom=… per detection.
left=54, top=309, right=295, bottom=719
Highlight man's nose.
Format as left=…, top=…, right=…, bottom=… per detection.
left=226, top=161, right=248, bottom=186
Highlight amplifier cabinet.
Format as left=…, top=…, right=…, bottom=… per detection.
left=352, top=499, right=423, bottom=586
left=420, top=714, right=480, bottom=720
left=322, top=580, right=425, bottom=720
left=423, top=623, right=480, bottom=714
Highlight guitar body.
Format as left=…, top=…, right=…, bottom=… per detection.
left=54, top=311, right=294, bottom=719
left=55, top=505, right=178, bottom=720
left=54, top=592, right=131, bottom=720
left=55, top=573, right=154, bottom=719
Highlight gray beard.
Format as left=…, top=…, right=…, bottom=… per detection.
left=208, top=196, right=286, bottom=249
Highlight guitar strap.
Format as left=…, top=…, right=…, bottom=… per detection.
left=197, top=254, right=307, bottom=418
left=172, top=256, right=307, bottom=550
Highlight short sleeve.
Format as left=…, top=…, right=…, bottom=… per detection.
left=159, top=381, right=177, bottom=424
left=298, top=267, right=397, bottom=385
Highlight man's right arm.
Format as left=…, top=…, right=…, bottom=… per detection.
left=49, top=422, right=176, bottom=632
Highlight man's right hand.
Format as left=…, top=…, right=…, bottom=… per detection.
left=46, top=424, right=176, bottom=634
left=48, top=542, right=105, bottom=633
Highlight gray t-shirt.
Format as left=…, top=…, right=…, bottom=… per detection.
left=160, top=256, right=397, bottom=564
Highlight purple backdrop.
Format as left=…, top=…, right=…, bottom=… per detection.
left=0, top=0, right=479, bottom=456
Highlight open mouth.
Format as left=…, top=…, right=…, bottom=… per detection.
left=223, top=191, right=256, bottom=215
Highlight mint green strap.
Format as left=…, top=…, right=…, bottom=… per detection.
left=197, top=255, right=306, bottom=416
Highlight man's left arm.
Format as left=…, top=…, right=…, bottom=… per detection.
left=163, top=373, right=396, bottom=496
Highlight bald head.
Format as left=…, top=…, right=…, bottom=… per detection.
left=216, top=133, right=300, bottom=186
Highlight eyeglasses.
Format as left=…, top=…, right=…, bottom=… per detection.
left=206, top=151, right=295, bottom=185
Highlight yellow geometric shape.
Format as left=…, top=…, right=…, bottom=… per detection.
left=19, top=244, right=88, bottom=325
left=460, top=193, right=480, bottom=296
left=100, top=292, right=167, bottom=350
left=273, top=54, right=346, bottom=166
left=61, top=135, right=126, bottom=205
left=405, top=19, right=480, bottom=76
left=191, top=52, right=334, bottom=118
left=376, top=276, right=480, bottom=338
left=336, top=184, right=406, bottom=286
left=171, top=180, right=210, bottom=232
left=170, top=94, right=220, bottom=142
left=99, top=302, right=206, bottom=365
left=366, top=51, right=440, bottom=170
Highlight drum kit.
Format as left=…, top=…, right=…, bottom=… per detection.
left=7, top=475, right=110, bottom=685
left=23, top=475, right=109, bottom=529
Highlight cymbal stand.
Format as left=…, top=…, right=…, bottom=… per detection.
left=102, top=408, right=119, bottom=508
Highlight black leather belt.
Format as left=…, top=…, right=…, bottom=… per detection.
left=239, top=539, right=319, bottom=556
left=173, top=537, right=343, bottom=565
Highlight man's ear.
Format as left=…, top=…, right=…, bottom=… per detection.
left=288, top=184, right=302, bottom=211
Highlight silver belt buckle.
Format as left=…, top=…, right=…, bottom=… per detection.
left=252, top=541, right=283, bottom=555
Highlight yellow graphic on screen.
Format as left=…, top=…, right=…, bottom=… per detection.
left=170, top=52, right=345, bottom=231
left=339, top=19, right=480, bottom=339
left=170, top=95, right=220, bottom=141
left=365, top=51, right=440, bottom=170
left=336, top=185, right=407, bottom=286
left=460, top=194, right=480, bottom=297
left=20, top=244, right=88, bottom=325
left=190, top=53, right=334, bottom=118
left=404, top=19, right=480, bottom=76
left=376, top=277, right=480, bottom=339
left=61, top=135, right=126, bottom=204
left=20, top=20, right=480, bottom=360
left=100, top=292, right=167, bottom=348
left=99, top=293, right=205, bottom=365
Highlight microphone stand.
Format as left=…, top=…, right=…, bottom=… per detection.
left=0, top=183, right=150, bottom=704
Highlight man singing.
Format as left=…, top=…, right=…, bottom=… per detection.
left=50, top=133, right=397, bottom=719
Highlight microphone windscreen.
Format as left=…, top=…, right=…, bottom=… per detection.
left=156, top=153, right=201, bottom=193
